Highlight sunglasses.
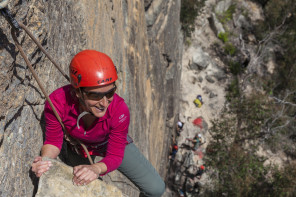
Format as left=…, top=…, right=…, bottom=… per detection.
left=81, top=85, right=117, bottom=100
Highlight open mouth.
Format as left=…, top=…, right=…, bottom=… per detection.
left=94, top=106, right=105, bottom=112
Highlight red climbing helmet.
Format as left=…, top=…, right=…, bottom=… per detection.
left=69, top=50, right=118, bottom=88
left=173, top=145, right=178, bottom=150
left=200, top=165, right=205, bottom=170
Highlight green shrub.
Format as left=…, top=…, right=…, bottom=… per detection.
left=226, top=78, right=240, bottom=101
left=205, top=1, right=296, bottom=195
left=229, top=61, right=241, bottom=75
left=218, top=32, right=229, bottom=43
left=217, top=4, right=236, bottom=24
left=203, top=93, right=291, bottom=196
left=271, top=164, right=296, bottom=196
left=224, top=43, right=237, bottom=56
left=180, top=0, right=205, bottom=39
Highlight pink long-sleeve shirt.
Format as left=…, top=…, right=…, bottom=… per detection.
left=44, top=85, right=130, bottom=174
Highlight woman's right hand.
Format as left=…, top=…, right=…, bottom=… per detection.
left=31, top=156, right=52, bottom=177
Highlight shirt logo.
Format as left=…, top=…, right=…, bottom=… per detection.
left=119, top=114, right=127, bottom=123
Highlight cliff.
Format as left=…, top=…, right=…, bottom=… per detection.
left=0, top=0, right=182, bottom=196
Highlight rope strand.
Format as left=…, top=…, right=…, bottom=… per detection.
left=11, top=25, right=93, bottom=165
left=18, top=22, right=70, bottom=82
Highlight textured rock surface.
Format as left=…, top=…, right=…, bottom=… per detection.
left=36, top=158, right=126, bottom=197
left=0, top=0, right=181, bottom=196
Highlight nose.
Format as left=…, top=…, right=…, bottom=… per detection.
left=98, top=96, right=109, bottom=107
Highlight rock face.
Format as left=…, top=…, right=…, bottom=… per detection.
left=0, top=0, right=182, bottom=196
left=36, top=158, right=126, bottom=197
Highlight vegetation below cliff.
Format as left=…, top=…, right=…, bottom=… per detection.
left=180, top=0, right=296, bottom=196
left=205, top=0, right=296, bottom=195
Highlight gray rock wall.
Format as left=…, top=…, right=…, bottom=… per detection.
left=0, top=0, right=182, bottom=196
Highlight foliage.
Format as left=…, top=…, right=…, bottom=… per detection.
left=226, top=78, right=240, bottom=101
left=218, top=32, right=228, bottom=43
left=254, top=0, right=296, bottom=39
left=228, top=61, right=242, bottom=75
left=205, top=143, right=269, bottom=196
left=180, top=0, right=205, bottom=40
left=252, top=0, right=296, bottom=151
left=204, top=95, right=269, bottom=196
left=271, top=164, right=296, bottom=196
left=204, top=93, right=296, bottom=196
left=217, top=4, right=236, bottom=24
left=205, top=0, right=296, bottom=195
left=217, top=32, right=237, bottom=56
left=224, top=43, right=237, bottom=56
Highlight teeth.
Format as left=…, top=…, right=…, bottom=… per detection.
left=95, top=106, right=104, bottom=111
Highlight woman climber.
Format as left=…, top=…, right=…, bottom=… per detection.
left=31, top=50, right=165, bottom=197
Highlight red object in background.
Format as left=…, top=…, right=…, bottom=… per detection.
left=194, top=149, right=204, bottom=159
left=193, top=117, right=203, bottom=129
left=173, top=145, right=178, bottom=150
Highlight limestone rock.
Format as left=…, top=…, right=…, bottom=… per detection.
left=36, top=158, right=127, bottom=197
left=145, top=0, right=164, bottom=26
left=190, top=47, right=212, bottom=70
left=205, top=75, right=215, bottom=83
left=215, top=0, right=232, bottom=14
left=208, top=13, right=225, bottom=36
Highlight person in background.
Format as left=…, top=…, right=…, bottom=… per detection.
left=186, top=134, right=201, bottom=151
left=176, top=121, right=185, bottom=136
left=198, top=133, right=205, bottom=146
left=196, top=165, right=205, bottom=179
left=31, top=50, right=165, bottom=197
left=169, top=143, right=179, bottom=161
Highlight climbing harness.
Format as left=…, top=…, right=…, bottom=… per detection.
left=1, top=6, right=93, bottom=164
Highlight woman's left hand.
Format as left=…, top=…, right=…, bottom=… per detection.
left=72, top=164, right=102, bottom=186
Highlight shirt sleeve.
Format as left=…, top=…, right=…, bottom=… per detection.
left=43, top=93, right=64, bottom=150
left=99, top=101, right=130, bottom=175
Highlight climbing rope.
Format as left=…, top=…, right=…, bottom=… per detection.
left=17, top=22, right=70, bottom=81
left=1, top=6, right=93, bottom=165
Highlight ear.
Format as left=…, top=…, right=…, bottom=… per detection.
left=75, top=88, right=82, bottom=99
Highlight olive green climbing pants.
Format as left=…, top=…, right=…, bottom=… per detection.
left=60, top=142, right=165, bottom=197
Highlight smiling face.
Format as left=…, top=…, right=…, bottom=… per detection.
left=76, top=83, right=116, bottom=118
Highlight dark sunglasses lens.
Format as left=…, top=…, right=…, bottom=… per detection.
left=87, top=92, right=104, bottom=100
left=105, top=88, right=116, bottom=98
left=85, top=86, right=116, bottom=100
